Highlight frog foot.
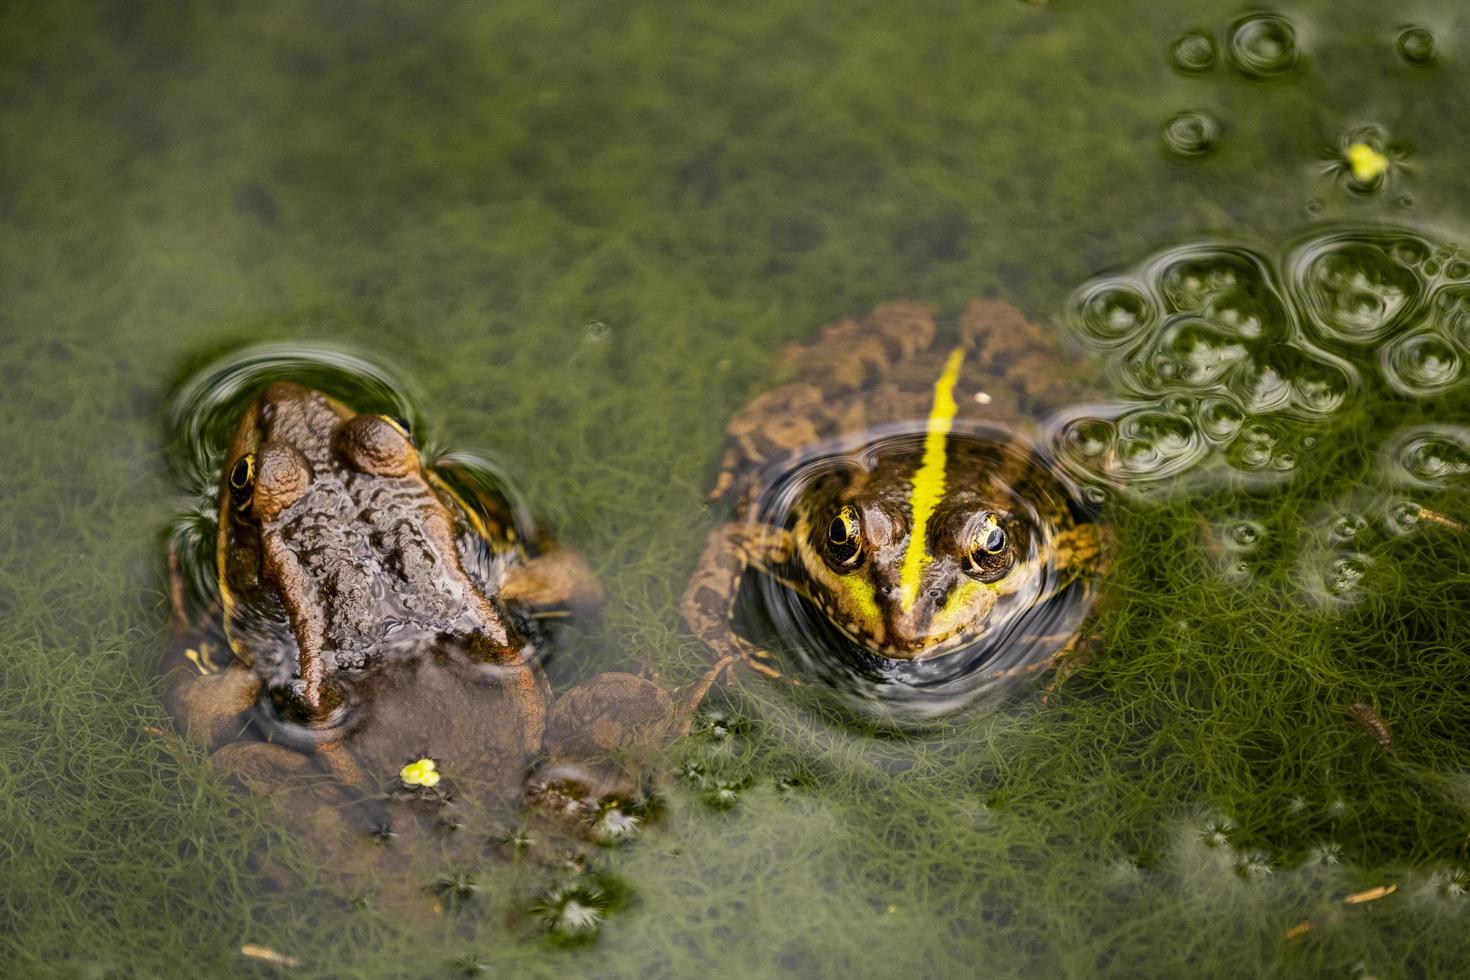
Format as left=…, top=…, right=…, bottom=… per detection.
left=501, top=548, right=605, bottom=614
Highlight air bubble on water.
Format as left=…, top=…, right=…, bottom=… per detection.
left=1114, top=410, right=1203, bottom=477
left=1438, top=287, right=1470, bottom=356
left=1386, top=427, right=1470, bottom=486
left=1242, top=422, right=1278, bottom=446
left=1064, top=229, right=1470, bottom=496
left=1330, top=513, right=1367, bottom=542
left=583, top=320, right=612, bottom=343
left=1158, top=250, right=1261, bottom=314
left=1397, top=26, right=1437, bottom=66
left=1292, top=237, right=1424, bottom=345
left=1229, top=357, right=1292, bottom=413
left=1119, top=438, right=1157, bottom=469
left=1385, top=500, right=1424, bottom=534
left=1161, top=393, right=1194, bottom=416
left=1150, top=353, right=1180, bottom=380
left=1162, top=111, right=1220, bottom=158
left=1203, top=289, right=1281, bottom=341
left=1226, top=520, right=1263, bottom=549
left=1228, top=422, right=1283, bottom=471
left=1072, top=281, right=1155, bottom=347
left=1290, top=359, right=1353, bottom=416
left=1382, top=331, right=1462, bottom=395
left=1389, top=239, right=1431, bottom=268
left=1158, top=319, right=1249, bottom=386
left=1236, top=443, right=1272, bottom=469
left=1170, top=31, right=1217, bottom=73
left=1325, top=555, right=1368, bottom=596
left=1227, top=13, right=1300, bottom=79
left=1061, top=417, right=1116, bottom=460
left=1196, top=397, right=1245, bottom=440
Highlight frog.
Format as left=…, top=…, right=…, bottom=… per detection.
left=162, top=381, right=721, bottom=895
left=680, top=299, right=1107, bottom=690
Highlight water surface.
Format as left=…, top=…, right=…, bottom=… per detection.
left=4, top=1, right=1470, bottom=976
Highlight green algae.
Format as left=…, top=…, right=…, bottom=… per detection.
left=4, top=0, right=1470, bottom=976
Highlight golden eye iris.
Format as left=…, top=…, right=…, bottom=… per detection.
left=228, top=453, right=255, bottom=510
left=826, top=505, right=863, bottom=568
left=964, top=512, right=1012, bottom=581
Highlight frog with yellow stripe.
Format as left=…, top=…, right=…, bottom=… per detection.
left=682, top=300, right=1106, bottom=687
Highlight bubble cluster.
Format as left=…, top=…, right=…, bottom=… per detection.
left=1063, top=242, right=1358, bottom=491
left=1287, top=500, right=1384, bottom=606
left=1062, top=228, right=1470, bottom=495
left=1206, top=516, right=1266, bottom=582
left=1226, top=13, right=1299, bottom=79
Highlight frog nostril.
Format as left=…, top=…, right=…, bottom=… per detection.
left=926, top=588, right=945, bottom=601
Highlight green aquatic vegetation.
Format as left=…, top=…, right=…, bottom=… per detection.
left=5, top=0, right=1470, bottom=976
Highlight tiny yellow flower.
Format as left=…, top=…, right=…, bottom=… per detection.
left=400, top=757, right=441, bottom=788
left=1345, top=142, right=1389, bottom=183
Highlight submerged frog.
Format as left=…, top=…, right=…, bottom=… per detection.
left=163, top=381, right=717, bottom=886
left=681, top=300, right=1106, bottom=690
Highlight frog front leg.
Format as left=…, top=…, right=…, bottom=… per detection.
left=500, top=548, right=604, bottom=615
left=680, top=522, right=794, bottom=680
left=162, top=547, right=262, bottom=750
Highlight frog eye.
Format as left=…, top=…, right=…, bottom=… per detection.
left=227, top=453, right=255, bottom=510
left=825, top=505, right=863, bottom=569
left=963, top=513, right=1013, bottom=581
left=381, top=414, right=414, bottom=443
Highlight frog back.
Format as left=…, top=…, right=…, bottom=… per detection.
left=710, top=299, right=1099, bottom=506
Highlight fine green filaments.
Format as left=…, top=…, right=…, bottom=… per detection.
left=899, top=348, right=966, bottom=612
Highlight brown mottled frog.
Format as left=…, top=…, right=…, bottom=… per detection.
left=681, top=300, right=1106, bottom=690
left=163, top=382, right=717, bottom=886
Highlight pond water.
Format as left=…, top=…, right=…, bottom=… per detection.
left=4, top=1, right=1470, bottom=976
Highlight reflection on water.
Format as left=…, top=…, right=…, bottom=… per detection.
left=1225, top=13, right=1300, bottom=80
left=161, top=345, right=656, bottom=936
left=10, top=0, right=1470, bottom=970
left=737, top=428, right=1097, bottom=720
left=1058, top=226, right=1470, bottom=499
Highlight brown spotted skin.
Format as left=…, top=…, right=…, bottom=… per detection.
left=163, top=383, right=720, bottom=894
left=681, top=299, right=1106, bottom=681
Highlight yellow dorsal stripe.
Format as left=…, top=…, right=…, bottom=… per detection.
left=899, top=347, right=966, bottom=611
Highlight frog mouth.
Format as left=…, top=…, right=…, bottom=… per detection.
left=838, top=621, right=981, bottom=661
